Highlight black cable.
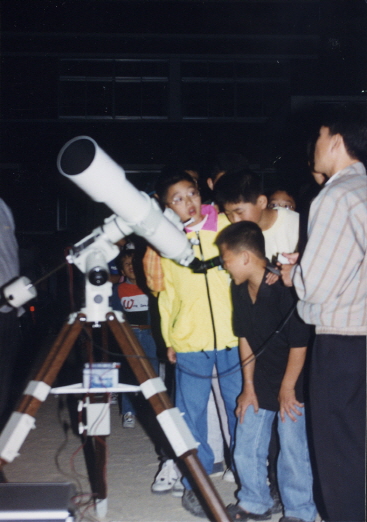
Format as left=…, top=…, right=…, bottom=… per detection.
left=83, top=300, right=298, bottom=381
left=176, top=300, right=298, bottom=380
left=196, top=231, right=218, bottom=350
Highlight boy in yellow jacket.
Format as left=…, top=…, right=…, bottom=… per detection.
left=156, top=170, right=242, bottom=517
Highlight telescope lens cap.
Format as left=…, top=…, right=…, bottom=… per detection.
left=60, top=138, right=96, bottom=176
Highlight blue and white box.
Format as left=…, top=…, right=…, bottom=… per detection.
left=83, top=362, right=120, bottom=389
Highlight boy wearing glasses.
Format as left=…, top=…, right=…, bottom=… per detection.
left=267, top=189, right=296, bottom=211
left=155, top=169, right=242, bottom=517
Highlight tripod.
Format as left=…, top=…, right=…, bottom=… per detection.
left=0, top=308, right=231, bottom=522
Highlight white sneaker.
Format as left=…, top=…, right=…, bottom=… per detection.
left=222, top=468, right=235, bottom=483
left=171, top=478, right=184, bottom=498
left=122, top=412, right=135, bottom=428
left=151, top=459, right=179, bottom=494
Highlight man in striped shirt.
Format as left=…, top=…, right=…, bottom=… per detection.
left=281, top=112, right=367, bottom=522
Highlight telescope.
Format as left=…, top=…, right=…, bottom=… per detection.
left=57, top=136, right=197, bottom=267
left=0, top=137, right=232, bottom=522
left=0, top=137, right=218, bottom=313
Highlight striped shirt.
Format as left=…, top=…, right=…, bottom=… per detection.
left=293, top=162, right=367, bottom=335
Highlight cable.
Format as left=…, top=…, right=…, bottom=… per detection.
left=196, top=231, right=218, bottom=350
left=79, top=300, right=298, bottom=381
left=175, top=300, right=298, bottom=380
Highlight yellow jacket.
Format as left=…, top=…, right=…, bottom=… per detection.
left=158, top=206, right=237, bottom=353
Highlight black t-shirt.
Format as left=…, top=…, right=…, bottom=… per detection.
left=231, top=273, right=310, bottom=411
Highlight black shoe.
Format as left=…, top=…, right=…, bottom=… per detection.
left=227, top=503, right=272, bottom=521
left=270, top=489, right=282, bottom=514
left=279, top=518, right=311, bottom=522
left=182, top=489, right=207, bottom=518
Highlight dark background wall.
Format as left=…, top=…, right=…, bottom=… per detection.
left=1, top=0, right=366, bottom=240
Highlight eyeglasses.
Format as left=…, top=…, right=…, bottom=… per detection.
left=268, top=202, right=295, bottom=210
left=168, top=189, right=200, bottom=206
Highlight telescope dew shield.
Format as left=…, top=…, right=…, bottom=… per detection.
left=57, top=136, right=193, bottom=264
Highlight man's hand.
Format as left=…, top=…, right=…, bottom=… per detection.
left=278, top=252, right=299, bottom=287
left=278, top=386, right=304, bottom=422
left=281, top=252, right=299, bottom=264
left=236, top=388, right=258, bottom=424
left=167, top=346, right=177, bottom=364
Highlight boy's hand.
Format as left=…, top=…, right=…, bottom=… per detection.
left=278, top=386, right=304, bottom=422
left=265, top=272, right=279, bottom=285
left=236, top=389, right=258, bottom=424
left=167, top=346, right=177, bottom=364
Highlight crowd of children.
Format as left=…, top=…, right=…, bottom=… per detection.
left=112, top=112, right=366, bottom=522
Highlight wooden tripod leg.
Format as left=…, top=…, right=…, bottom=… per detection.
left=94, top=435, right=107, bottom=500
left=80, top=393, right=109, bottom=513
left=0, top=313, right=86, bottom=467
left=82, top=430, right=108, bottom=513
left=106, top=312, right=231, bottom=522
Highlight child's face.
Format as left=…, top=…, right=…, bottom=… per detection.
left=220, top=245, right=247, bottom=285
left=165, top=180, right=203, bottom=226
left=268, top=190, right=296, bottom=210
left=121, top=255, right=135, bottom=281
left=223, top=197, right=265, bottom=225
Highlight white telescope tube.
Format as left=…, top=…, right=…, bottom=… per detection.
left=57, top=136, right=194, bottom=265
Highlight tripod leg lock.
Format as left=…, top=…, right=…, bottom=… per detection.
left=24, top=381, right=51, bottom=402
left=0, top=412, right=36, bottom=463
left=156, top=407, right=199, bottom=457
left=139, top=377, right=167, bottom=399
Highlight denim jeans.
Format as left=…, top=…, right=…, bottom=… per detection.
left=175, top=348, right=242, bottom=490
left=121, top=327, right=159, bottom=416
left=235, top=406, right=317, bottom=522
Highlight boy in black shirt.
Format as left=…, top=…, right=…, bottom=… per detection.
left=216, top=221, right=316, bottom=522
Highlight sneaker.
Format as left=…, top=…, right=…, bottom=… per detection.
left=227, top=503, right=272, bottom=521
left=182, top=489, right=206, bottom=518
left=171, top=478, right=184, bottom=498
left=151, top=459, right=179, bottom=494
left=122, top=412, right=135, bottom=428
left=222, top=468, right=235, bottom=483
left=270, top=482, right=283, bottom=514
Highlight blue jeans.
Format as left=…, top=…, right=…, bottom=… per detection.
left=175, top=348, right=242, bottom=490
left=235, top=406, right=317, bottom=522
left=121, top=328, right=159, bottom=416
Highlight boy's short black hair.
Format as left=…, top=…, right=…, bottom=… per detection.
left=214, top=169, right=262, bottom=210
left=155, top=167, right=196, bottom=205
left=216, top=221, right=266, bottom=260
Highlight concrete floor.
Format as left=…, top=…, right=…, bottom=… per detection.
left=1, top=394, right=287, bottom=522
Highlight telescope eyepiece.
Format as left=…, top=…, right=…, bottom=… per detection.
left=190, top=256, right=222, bottom=274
